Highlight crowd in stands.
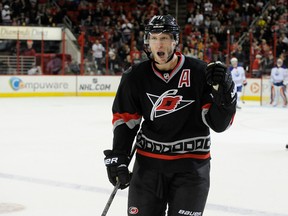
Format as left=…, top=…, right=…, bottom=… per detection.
left=0, top=0, right=287, bottom=76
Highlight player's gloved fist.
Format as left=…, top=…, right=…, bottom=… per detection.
left=206, top=61, right=236, bottom=105
left=104, top=149, right=131, bottom=189
left=206, top=61, right=231, bottom=88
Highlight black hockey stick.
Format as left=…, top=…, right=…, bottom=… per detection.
left=101, top=145, right=137, bottom=216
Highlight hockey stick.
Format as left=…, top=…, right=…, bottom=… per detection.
left=101, top=145, right=137, bottom=216
left=242, top=84, right=246, bottom=104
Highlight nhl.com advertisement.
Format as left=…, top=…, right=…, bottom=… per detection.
left=0, top=76, right=121, bottom=97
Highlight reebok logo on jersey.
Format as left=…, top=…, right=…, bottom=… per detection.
left=147, top=89, right=194, bottom=121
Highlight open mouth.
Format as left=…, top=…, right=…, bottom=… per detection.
left=157, top=52, right=165, bottom=57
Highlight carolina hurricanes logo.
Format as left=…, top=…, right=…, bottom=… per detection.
left=147, top=89, right=194, bottom=121
left=129, top=207, right=139, bottom=214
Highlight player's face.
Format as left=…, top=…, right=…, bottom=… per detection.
left=148, top=33, right=176, bottom=64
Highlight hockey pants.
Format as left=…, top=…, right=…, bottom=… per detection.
left=271, top=85, right=287, bottom=106
left=127, top=161, right=210, bottom=216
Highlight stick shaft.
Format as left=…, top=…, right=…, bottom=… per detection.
left=101, top=182, right=120, bottom=216
left=101, top=145, right=136, bottom=216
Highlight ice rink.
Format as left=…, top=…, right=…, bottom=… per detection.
left=0, top=97, right=287, bottom=216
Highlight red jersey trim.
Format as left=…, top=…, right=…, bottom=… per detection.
left=202, top=103, right=212, bottom=109
left=137, top=149, right=210, bottom=160
left=112, top=112, right=141, bottom=124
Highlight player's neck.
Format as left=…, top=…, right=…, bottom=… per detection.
left=154, top=54, right=178, bottom=71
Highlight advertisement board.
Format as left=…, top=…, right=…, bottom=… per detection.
left=0, top=76, right=76, bottom=97
left=242, top=78, right=270, bottom=102
left=0, top=26, right=62, bottom=40
left=77, top=76, right=121, bottom=96
left=0, top=76, right=121, bottom=97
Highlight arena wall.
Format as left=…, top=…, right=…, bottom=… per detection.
left=0, top=77, right=270, bottom=104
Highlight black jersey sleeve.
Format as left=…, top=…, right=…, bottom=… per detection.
left=112, top=66, right=142, bottom=154
left=204, top=100, right=236, bottom=132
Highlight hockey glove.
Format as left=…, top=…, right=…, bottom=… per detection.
left=206, top=61, right=236, bottom=106
left=104, top=149, right=131, bottom=189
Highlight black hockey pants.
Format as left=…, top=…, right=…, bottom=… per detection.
left=127, top=161, right=210, bottom=216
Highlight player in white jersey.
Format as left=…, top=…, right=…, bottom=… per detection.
left=270, top=58, right=287, bottom=107
left=230, top=57, right=247, bottom=109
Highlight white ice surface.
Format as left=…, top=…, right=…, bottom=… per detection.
left=0, top=97, right=287, bottom=216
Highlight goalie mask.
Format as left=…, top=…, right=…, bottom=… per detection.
left=144, top=15, right=180, bottom=63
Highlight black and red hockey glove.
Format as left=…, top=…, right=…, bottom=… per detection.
left=104, top=149, right=132, bottom=189
left=206, top=61, right=236, bottom=106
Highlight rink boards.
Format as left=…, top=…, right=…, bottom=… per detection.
left=0, top=76, right=269, bottom=102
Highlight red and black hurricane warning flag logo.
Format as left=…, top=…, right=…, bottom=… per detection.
left=147, top=89, right=194, bottom=121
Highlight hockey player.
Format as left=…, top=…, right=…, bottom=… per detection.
left=104, top=15, right=237, bottom=216
left=230, top=57, right=247, bottom=109
left=270, top=58, right=287, bottom=107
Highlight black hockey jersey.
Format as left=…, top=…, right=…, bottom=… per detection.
left=112, top=53, right=236, bottom=172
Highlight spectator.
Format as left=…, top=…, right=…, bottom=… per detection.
left=10, top=0, right=24, bottom=19
left=27, top=0, right=39, bottom=25
left=93, top=4, right=103, bottom=25
left=36, top=5, right=50, bottom=26
left=203, top=0, right=213, bottom=16
left=225, top=20, right=236, bottom=44
left=47, top=0, right=287, bottom=76
left=182, top=46, right=194, bottom=58
left=210, top=35, right=220, bottom=61
left=210, top=15, right=221, bottom=34
left=232, top=45, right=246, bottom=68
left=261, top=51, right=274, bottom=76
left=2, top=5, right=11, bottom=25
left=193, top=9, right=204, bottom=28
left=65, top=59, right=80, bottom=75
left=18, top=12, right=30, bottom=26
left=27, top=63, right=42, bottom=75
left=251, top=54, right=262, bottom=78
left=234, top=12, right=242, bottom=33
left=121, top=18, right=133, bottom=44
left=108, top=48, right=121, bottom=75
left=118, top=43, right=130, bottom=65
left=260, top=39, right=271, bottom=57
left=278, top=33, right=288, bottom=55
left=92, top=39, right=105, bottom=75
left=21, top=40, right=36, bottom=56
left=46, top=54, right=62, bottom=75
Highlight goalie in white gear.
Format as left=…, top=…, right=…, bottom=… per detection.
left=230, top=57, right=247, bottom=109
left=270, top=58, right=287, bottom=107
